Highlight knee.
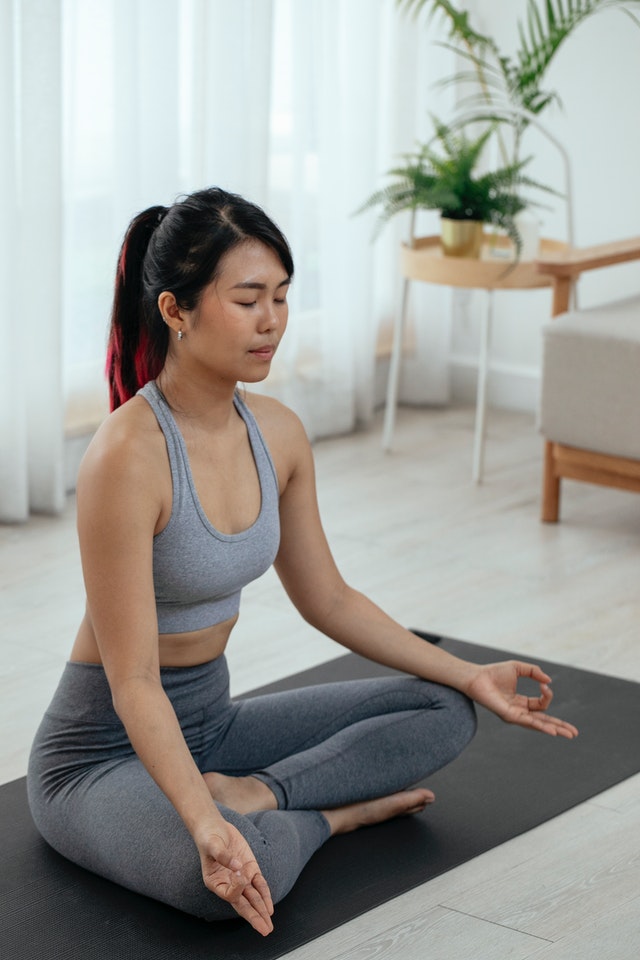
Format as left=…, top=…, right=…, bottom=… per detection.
left=444, top=687, right=477, bottom=751
left=452, top=690, right=478, bottom=750
left=243, top=809, right=329, bottom=907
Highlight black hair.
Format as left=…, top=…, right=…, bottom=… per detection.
left=106, top=187, right=294, bottom=409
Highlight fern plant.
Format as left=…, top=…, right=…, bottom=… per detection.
left=398, top=0, right=640, bottom=126
left=358, top=118, right=556, bottom=256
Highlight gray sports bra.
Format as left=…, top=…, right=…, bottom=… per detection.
left=138, top=381, right=281, bottom=634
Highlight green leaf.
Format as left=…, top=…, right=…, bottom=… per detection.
left=355, top=115, right=556, bottom=250
left=397, top=1, right=640, bottom=130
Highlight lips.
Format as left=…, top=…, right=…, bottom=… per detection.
left=249, top=344, right=276, bottom=359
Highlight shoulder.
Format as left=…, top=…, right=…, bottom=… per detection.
left=240, top=391, right=313, bottom=486
left=240, top=392, right=307, bottom=442
left=77, top=395, right=167, bottom=510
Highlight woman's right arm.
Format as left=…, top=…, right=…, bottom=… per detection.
left=75, top=406, right=274, bottom=934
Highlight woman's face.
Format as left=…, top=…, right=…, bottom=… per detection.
left=178, top=239, right=291, bottom=385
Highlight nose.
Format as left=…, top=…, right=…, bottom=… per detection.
left=259, top=301, right=286, bottom=332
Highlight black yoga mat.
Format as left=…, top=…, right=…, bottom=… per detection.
left=3, top=634, right=640, bottom=960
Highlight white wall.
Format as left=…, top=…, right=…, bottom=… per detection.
left=449, top=0, right=640, bottom=412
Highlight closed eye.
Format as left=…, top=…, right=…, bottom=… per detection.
left=237, top=297, right=287, bottom=308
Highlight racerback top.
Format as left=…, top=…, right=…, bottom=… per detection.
left=137, top=380, right=281, bottom=634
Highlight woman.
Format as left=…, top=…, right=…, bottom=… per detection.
left=27, top=187, right=578, bottom=937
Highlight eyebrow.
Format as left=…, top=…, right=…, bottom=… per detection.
left=231, top=278, right=292, bottom=291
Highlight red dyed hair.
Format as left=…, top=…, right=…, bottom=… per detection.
left=106, top=206, right=168, bottom=410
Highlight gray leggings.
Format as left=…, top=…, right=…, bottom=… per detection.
left=27, top=655, right=476, bottom=921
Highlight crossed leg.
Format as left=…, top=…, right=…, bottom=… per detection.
left=204, top=769, right=435, bottom=830
left=201, top=673, right=476, bottom=836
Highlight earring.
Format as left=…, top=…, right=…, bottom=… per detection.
left=177, top=330, right=183, bottom=341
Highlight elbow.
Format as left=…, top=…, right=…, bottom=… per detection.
left=110, top=672, right=164, bottom=725
left=297, top=581, right=352, bottom=634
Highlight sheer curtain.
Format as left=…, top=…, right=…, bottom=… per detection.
left=1, top=0, right=65, bottom=522
left=1, top=0, right=452, bottom=522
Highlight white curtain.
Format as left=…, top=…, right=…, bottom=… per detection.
left=1, top=0, right=453, bottom=522
left=1, top=0, right=65, bottom=522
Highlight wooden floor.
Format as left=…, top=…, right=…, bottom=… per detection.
left=2, top=404, right=639, bottom=959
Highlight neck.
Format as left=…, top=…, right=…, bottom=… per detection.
left=155, top=364, right=239, bottom=431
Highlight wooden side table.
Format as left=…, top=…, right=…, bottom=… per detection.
left=383, top=234, right=568, bottom=482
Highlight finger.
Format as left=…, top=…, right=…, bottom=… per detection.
left=231, top=894, right=274, bottom=936
left=542, top=715, right=579, bottom=738
left=210, top=862, right=274, bottom=919
left=210, top=870, right=249, bottom=901
left=516, top=709, right=579, bottom=739
left=530, top=706, right=578, bottom=737
left=527, top=683, right=553, bottom=711
left=206, top=834, right=241, bottom=869
left=223, top=873, right=274, bottom=935
left=243, top=880, right=275, bottom=926
left=252, top=871, right=274, bottom=916
left=233, top=866, right=274, bottom=916
left=514, top=661, right=552, bottom=685
left=235, top=858, right=272, bottom=902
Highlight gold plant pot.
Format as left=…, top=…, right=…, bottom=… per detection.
left=440, top=218, right=484, bottom=258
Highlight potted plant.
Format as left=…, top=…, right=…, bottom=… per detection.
left=359, top=117, right=553, bottom=259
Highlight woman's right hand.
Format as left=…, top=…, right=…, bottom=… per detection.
left=197, top=822, right=274, bottom=935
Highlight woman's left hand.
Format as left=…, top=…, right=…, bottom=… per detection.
left=465, top=661, right=579, bottom=739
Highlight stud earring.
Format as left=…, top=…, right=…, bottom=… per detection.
left=177, top=330, right=183, bottom=341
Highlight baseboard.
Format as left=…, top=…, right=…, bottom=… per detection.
left=449, top=355, right=541, bottom=413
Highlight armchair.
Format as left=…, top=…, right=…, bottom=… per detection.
left=537, top=237, right=640, bottom=522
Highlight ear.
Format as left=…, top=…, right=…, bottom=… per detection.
left=158, top=291, right=188, bottom=335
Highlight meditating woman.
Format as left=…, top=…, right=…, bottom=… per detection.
left=27, top=187, right=578, bottom=937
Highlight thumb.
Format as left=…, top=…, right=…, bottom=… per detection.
left=206, top=833, right=240, bottom=869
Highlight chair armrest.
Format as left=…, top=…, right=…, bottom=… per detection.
left=536, top=236, right=640, bottom=316
left=536, top=236, right=640, bottom=279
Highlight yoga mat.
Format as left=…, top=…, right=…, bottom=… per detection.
left=3, top=635, right=639, bottom=960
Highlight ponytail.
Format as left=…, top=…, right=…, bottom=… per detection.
left=106, top=188, right=294, bottom=411
left=106, top=206, right=169, bottom=410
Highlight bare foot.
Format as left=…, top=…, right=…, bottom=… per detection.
left=203, top=771, right=278, bottom=814
left=322, top=788, right=435, bottom=836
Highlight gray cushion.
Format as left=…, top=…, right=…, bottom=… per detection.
left=539, top=294, right=640, bottom=460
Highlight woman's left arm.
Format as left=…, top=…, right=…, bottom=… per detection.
left=270, top=407, right=578, bottom=741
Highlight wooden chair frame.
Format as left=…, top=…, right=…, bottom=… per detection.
left=537, top=236, right=640, bottom=522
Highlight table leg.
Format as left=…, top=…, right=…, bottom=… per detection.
left=472, top=289, right=494, bottom=483
left=382, top=277, right=411, bottom=452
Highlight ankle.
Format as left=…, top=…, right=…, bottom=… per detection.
left=203, top=772, right=277, bottom=814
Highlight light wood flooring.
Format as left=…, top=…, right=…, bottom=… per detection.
left=1, top=404, right=639, bottom=959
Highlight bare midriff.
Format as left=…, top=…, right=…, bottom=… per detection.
left=69, top=612, right=239, bottom=667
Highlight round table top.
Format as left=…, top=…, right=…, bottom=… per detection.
left=400, top=235, right=568, bottom=290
